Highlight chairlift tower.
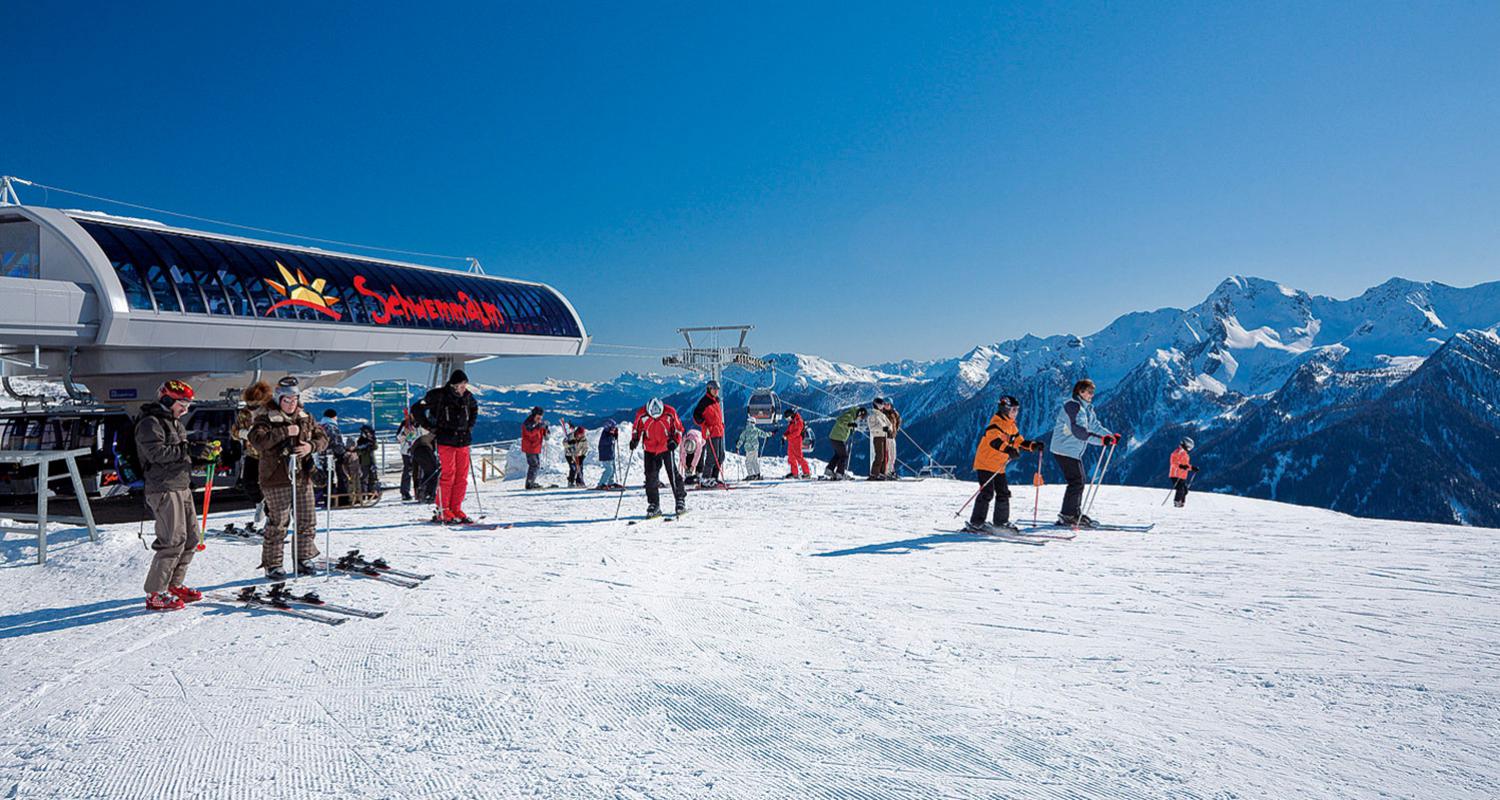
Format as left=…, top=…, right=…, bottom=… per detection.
left=661, top=325, right=767, bottom=384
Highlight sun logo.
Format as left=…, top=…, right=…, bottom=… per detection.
left=265, top=261, right=343, bottom=320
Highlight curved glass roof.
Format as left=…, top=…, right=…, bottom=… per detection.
left=74, top=218, right=582, bottom=338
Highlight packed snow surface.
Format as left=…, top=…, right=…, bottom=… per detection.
left=2, top=478, right=1496, bottom=799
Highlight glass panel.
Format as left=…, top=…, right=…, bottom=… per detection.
left=168, top=234, right=235, bottom=315
left=109, top=227, right=183, bottom=312
left=216, top=268, right=254, bottom=316
left=167, top=264, right=208, bottom=313
left=0, top=219, right=41, bottom=278
left=225, top=241, right=294, bottom=319
left=116, top=260, right=156, bottom=310
left=197, top=239, right=273, bottom=317
left=303, top=254, right=366, bottom=324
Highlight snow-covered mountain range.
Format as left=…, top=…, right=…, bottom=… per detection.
left=315, top=276, right=1500, bottom=527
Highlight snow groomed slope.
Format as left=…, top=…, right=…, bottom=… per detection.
left=2, top=479, right=1496, bottom=798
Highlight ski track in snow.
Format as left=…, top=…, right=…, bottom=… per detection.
left=1, top=481, right=1497, bottom=799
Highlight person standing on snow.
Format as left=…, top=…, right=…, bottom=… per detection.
left=824, top=406, right=867, bottom=480
left=966, top=395, right=1045, bottom=533
left=135, top=380, right=221, bottom=611
left=230, top=380, right=272, bottom=533
left=410, top=429, right=439, bottom=503
left=783, top=409, right=811, bottom=479
left=1049, top=378, right=1119, bottom=528
left=320, top=408, right=351, bottom=496
left=737, top=414, right=772, bottom=481
left=1170, top=436, right=1199, bottom=508
left=410, top=369, right=479, bottom=523
left=520, top=407, right=548, bottom=490
left=564, top=423, right=589, bottom=487
left=630, top=397, right=687, bottom=518
left=865, top=399, right=893, bottom=481
left=596, top=420, right=621, bottom=489
left=692, top=380, right=727, bottom=487
left=881, top=399, right=902, bottom=478
left=248, top=377, right=329, bottom=580
left=397, top=413, right=420, bottom=501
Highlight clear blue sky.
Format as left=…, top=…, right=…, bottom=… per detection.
left=9, top=2, right=1499, bottom=385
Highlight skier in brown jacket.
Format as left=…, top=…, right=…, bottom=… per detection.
left=248, top=377, right=329, bottom=579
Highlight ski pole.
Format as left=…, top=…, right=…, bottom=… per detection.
left=1083, top=441, right=1117, bottom=519
left=612, top=447, right=636, bottom=520
left=954, top=469, right=1004, bottom=518
left=197, top=460, right=217, bottom=551
left=324, top=453, right=333, bottom=581
left=1031, top=450, right=1043, bottom=527
left=468, top=451, right=485, bottom=519
left=1161, top=471, right=1198, bottom=506
left=288, top=451, right=298, bottom=574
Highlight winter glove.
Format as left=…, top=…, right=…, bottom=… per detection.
left=629, top=436, right=640, bottom=450
left=667, top=437, right=679, bottom=452
left=1189, top=465, right=1200, bottom=473
left=1003, top=446, right=1020, bottom=457
left=1025, top=440, right=1044, bottom=452
left=1101, top=433, right=1121, bottom=446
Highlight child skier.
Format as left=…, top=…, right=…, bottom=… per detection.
left=679, top=428, right=705, bottom=485
left=1170, top=436, right=1199, bottom=507
left=564, top=423, right=589, bottom=487
left=965, top=395, right=1045, bottom=533
left=596, top=420, right=621, bottom=489
left=630, top=397, right=687, bottom=518
left=737, top=414, right=772, bottom=481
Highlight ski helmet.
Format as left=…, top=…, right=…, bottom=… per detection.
left=530, top=406, right=544, bottom=416
left=706, top=380, right=720, bottom=391
left=159, top=379, right=195, bottom=402
left=996, top=395, right=1020, bottom=413
left=646, top=397, right=665, bottom=419
left=273, top=376, right=301, bottom=403
left=783, top=409, right=795, bottom=419
left=1180, top=436, right=1195, bottom=451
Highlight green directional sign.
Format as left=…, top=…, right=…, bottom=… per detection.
left=369, top=380, right=411, bottom=432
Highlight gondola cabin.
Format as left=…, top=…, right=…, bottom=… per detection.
left=747, top=389, right=781, bottom=425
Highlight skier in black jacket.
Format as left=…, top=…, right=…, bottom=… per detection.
left=410, top=369, right=480, bottom=523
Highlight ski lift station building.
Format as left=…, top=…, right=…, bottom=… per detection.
left=0, top=204, right=589, bottom=402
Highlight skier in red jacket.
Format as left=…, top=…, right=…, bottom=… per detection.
left=1169, top=436, right=1199, bottom=508
left=692, top=380, right=726, bottom=487
left=521, top=407, right=548, bottom=490
left=631, top=397, right=687, bottom=518
left=782, top=409, right=811, bottom=478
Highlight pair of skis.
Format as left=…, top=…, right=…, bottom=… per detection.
left=204, top=587, right=381, bottom=626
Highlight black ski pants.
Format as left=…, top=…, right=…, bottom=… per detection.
left=699, top=436, right=725, bottom=482
left=1054, top=452, right=1086, bottom=519
left=400, top=454, right=413, bottom=499
left=525, top=453, right=541, bottom=488
left=1173, top=477, right=1190, bottom=505
left=970, top=469, right=1011, bottom=527
left=644, top=450, right=686, bottom=510
left=827, top=439, right=850, bottom=476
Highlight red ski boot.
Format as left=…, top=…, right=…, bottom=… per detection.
left=146, top=592, right=186, bottom=611
left=168, top=585, right=203, bottom=603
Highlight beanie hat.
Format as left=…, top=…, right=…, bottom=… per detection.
left=323, top=408, right=337, bottom=419
left=447, top=369, right=469, bottom=385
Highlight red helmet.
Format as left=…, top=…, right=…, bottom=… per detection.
left=159, top=380, right=195, bottom=402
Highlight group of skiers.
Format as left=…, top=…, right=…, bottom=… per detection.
left=960, top=378, right=1197, bottom=534
left=133, top=367, right=1199, bottom=609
